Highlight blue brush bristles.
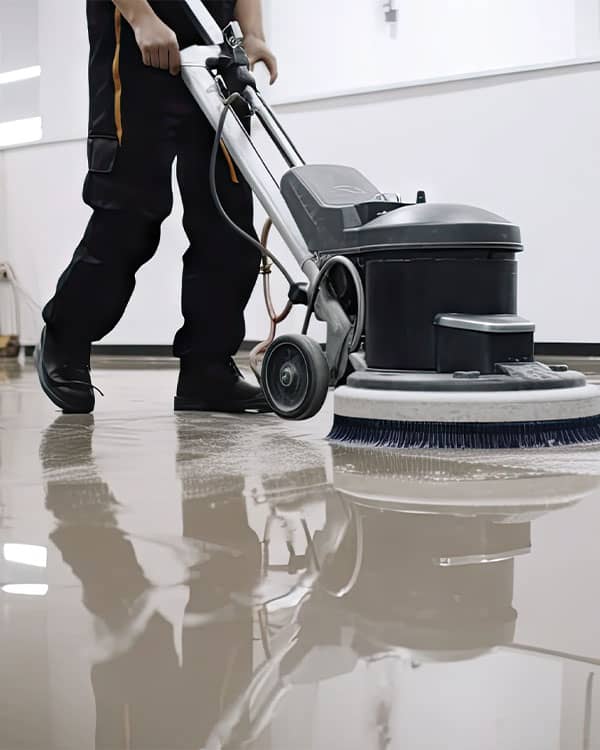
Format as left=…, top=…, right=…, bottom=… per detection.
left=328, top=414, right=600, bottom=450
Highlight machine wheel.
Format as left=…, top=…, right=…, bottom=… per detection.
left=262, top=334, right=330, bottom=420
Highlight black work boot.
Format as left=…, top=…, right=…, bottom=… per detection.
left=34, top=327, right=100, bottom=414
left=174, top=357, right=272, bottom=413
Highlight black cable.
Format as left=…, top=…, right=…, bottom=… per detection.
left=301, top=255, right=365, bottom=352
left=210, top=94, right=297, bottom=288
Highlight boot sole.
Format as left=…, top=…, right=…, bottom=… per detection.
left=34, top=329, right=94, bottom=415
left=174, top=396, right=272, bottom=414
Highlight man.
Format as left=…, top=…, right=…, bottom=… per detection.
left=35, top=0, right=278, bottom=414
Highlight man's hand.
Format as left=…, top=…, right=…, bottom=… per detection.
left=113, top=0, right=181, bottom=75
left=244, top=34, right=278, bottom=84
left=235, top=0, right=278, bottom=84
left=133, top=13, right=181, bottom=76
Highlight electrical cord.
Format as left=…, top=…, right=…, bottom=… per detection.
left=211, top=94, right=366, bottom=375
left=248, top=218, right=294, bottom=381
left=301, top=255, right=366, bottom=353
left=209, top=93, right=297, bottom=288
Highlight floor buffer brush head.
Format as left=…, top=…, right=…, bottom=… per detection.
left=329, top=378, right=600, bottom=450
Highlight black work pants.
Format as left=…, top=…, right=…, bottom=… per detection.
left=43, top=77, right=261, bottom=360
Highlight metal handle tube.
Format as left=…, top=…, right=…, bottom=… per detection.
left=182, top=0, right=224, bottom=44
left=181, top=48, right=313, bottom=269
left=257, top=90, right=305, bottom=163
left=244, top=88, right=305, bottom=168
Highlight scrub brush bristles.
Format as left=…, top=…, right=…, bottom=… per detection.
left=328, top=414, right=600, bottom=450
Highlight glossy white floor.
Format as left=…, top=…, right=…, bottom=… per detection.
left=3, top=357, right=600, bottom=750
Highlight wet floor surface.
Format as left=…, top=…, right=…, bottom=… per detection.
left=4, top=358, right=600, bottom=749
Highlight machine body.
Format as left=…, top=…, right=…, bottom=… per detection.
left=179, top=2, right=600, bottom=448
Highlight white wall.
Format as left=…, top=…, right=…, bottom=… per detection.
left=36, top=0, right=88, bottom=143
left=0, top=0, right=39, bottom=72
left=266, top=0, right=579, bottom=103
left=1, top=0, right=600, bottom=346
left=0, top=0, right=41, bottom=139
left=0, top=150, right=6, bottom=254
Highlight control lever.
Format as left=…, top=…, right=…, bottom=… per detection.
left=223, top=21, right=244, bottom=48
left=205, top=21, right=257, bottom=111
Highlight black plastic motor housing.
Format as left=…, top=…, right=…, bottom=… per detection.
left=434, top=326, right=534, bottom=375
left=280, top=165, right=525, bottom=373
left=281, top=166, right=522, bottom=256
left=365, top=252, right=519, bottom=371
left=353, top=204, right=524, bottom=372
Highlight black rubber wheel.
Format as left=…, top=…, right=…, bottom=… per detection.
left=262, top=334, right=330, bottom=420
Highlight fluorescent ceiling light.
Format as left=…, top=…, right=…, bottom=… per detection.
left=3, top=543, right=48, bottom=568
left=0, top=117, right=42, bottom=148
left=2, top=584, right=49, bottom=597
left=0, top=66, right=41, bottom=86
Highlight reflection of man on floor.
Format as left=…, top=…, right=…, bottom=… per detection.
left=41, top=416, right=260, bottom=749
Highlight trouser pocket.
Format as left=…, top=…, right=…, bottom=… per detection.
left=87, top=135, right=119, bottom=174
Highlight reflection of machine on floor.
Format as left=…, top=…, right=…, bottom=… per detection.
left=206, top=451, right=600, bottom=749
left=284, top=449, right=599, bottom=663
left=326, top=448, right=599, bottom=660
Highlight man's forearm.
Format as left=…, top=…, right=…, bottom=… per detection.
left=112, top=0, right=157, bottom=27
left=234, top=0, right=277, bottom=82
left=235, top=0, right=266, bottom=40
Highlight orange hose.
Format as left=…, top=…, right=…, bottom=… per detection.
left=249, top=219, right=293, bottom=381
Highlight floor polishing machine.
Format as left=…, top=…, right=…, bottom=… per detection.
left=180, top=0, right=600, bottom=449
